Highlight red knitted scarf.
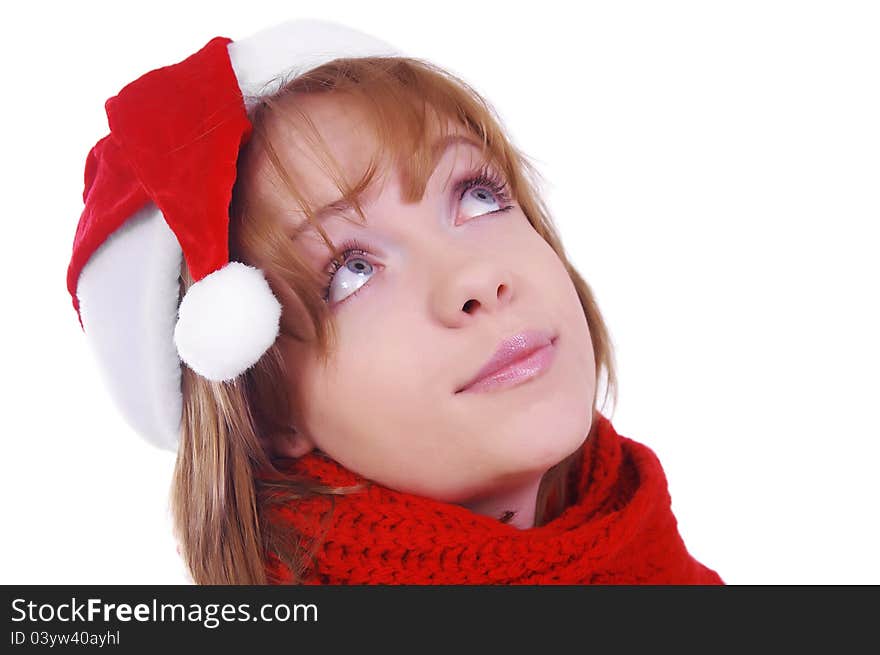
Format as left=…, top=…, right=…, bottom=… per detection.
left=262, top=413, right=723, bottom=584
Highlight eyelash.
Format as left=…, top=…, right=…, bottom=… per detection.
left=320, top=166, right=515, bottom=303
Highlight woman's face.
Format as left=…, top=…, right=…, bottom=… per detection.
left=260, top=93, right=596, bottom=506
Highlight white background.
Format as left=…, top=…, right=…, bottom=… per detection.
left=1, top=0, right=877, bottom=584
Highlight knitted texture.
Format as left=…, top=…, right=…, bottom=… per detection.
left=262, top=413, right=723, bottom=584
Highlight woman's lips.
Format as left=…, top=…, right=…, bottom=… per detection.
left=455, top=332, right=559, bottom=394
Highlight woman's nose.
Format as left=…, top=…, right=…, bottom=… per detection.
left=430, top=255, right=515, bottom=328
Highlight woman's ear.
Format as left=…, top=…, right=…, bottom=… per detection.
left=263, top=427, right=316, bottom=459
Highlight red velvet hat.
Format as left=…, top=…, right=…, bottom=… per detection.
left=66, top=20, right=400, bottom=450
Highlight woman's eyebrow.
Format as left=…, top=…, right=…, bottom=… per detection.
left=289, top=134, right=484, bottom=242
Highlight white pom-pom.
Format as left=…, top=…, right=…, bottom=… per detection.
left=173, top=262, right=282, bottom=382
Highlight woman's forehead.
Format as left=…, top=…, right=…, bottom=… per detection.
left=263, top=92, right=480, bottom=183
left=259, top=118, right=487, bottom=216
left=302, top=136, right=489, bottom=231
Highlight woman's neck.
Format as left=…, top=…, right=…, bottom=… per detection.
left=462, top=444, right=586, bottom=529
left=461, top=474, right=544, bottom=529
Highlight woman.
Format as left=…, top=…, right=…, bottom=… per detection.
left=67, top=19, right=723, bottom=585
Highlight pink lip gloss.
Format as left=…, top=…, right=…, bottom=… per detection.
left=459, top=338, right=558, bottom=394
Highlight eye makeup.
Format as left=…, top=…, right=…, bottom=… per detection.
left=319, top=162, right=515, bottom=305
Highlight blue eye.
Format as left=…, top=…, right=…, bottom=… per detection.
left=461, top=185, right=502, bottom=217
left=458, top=167, right=512, bottom=219
left=321, top=245, right=374, bottom=305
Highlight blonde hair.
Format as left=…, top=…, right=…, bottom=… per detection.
left=171, top=56, right=618, bottom=584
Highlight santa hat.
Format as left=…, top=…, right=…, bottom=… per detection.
left=66, top=20, right=401, bottom=451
